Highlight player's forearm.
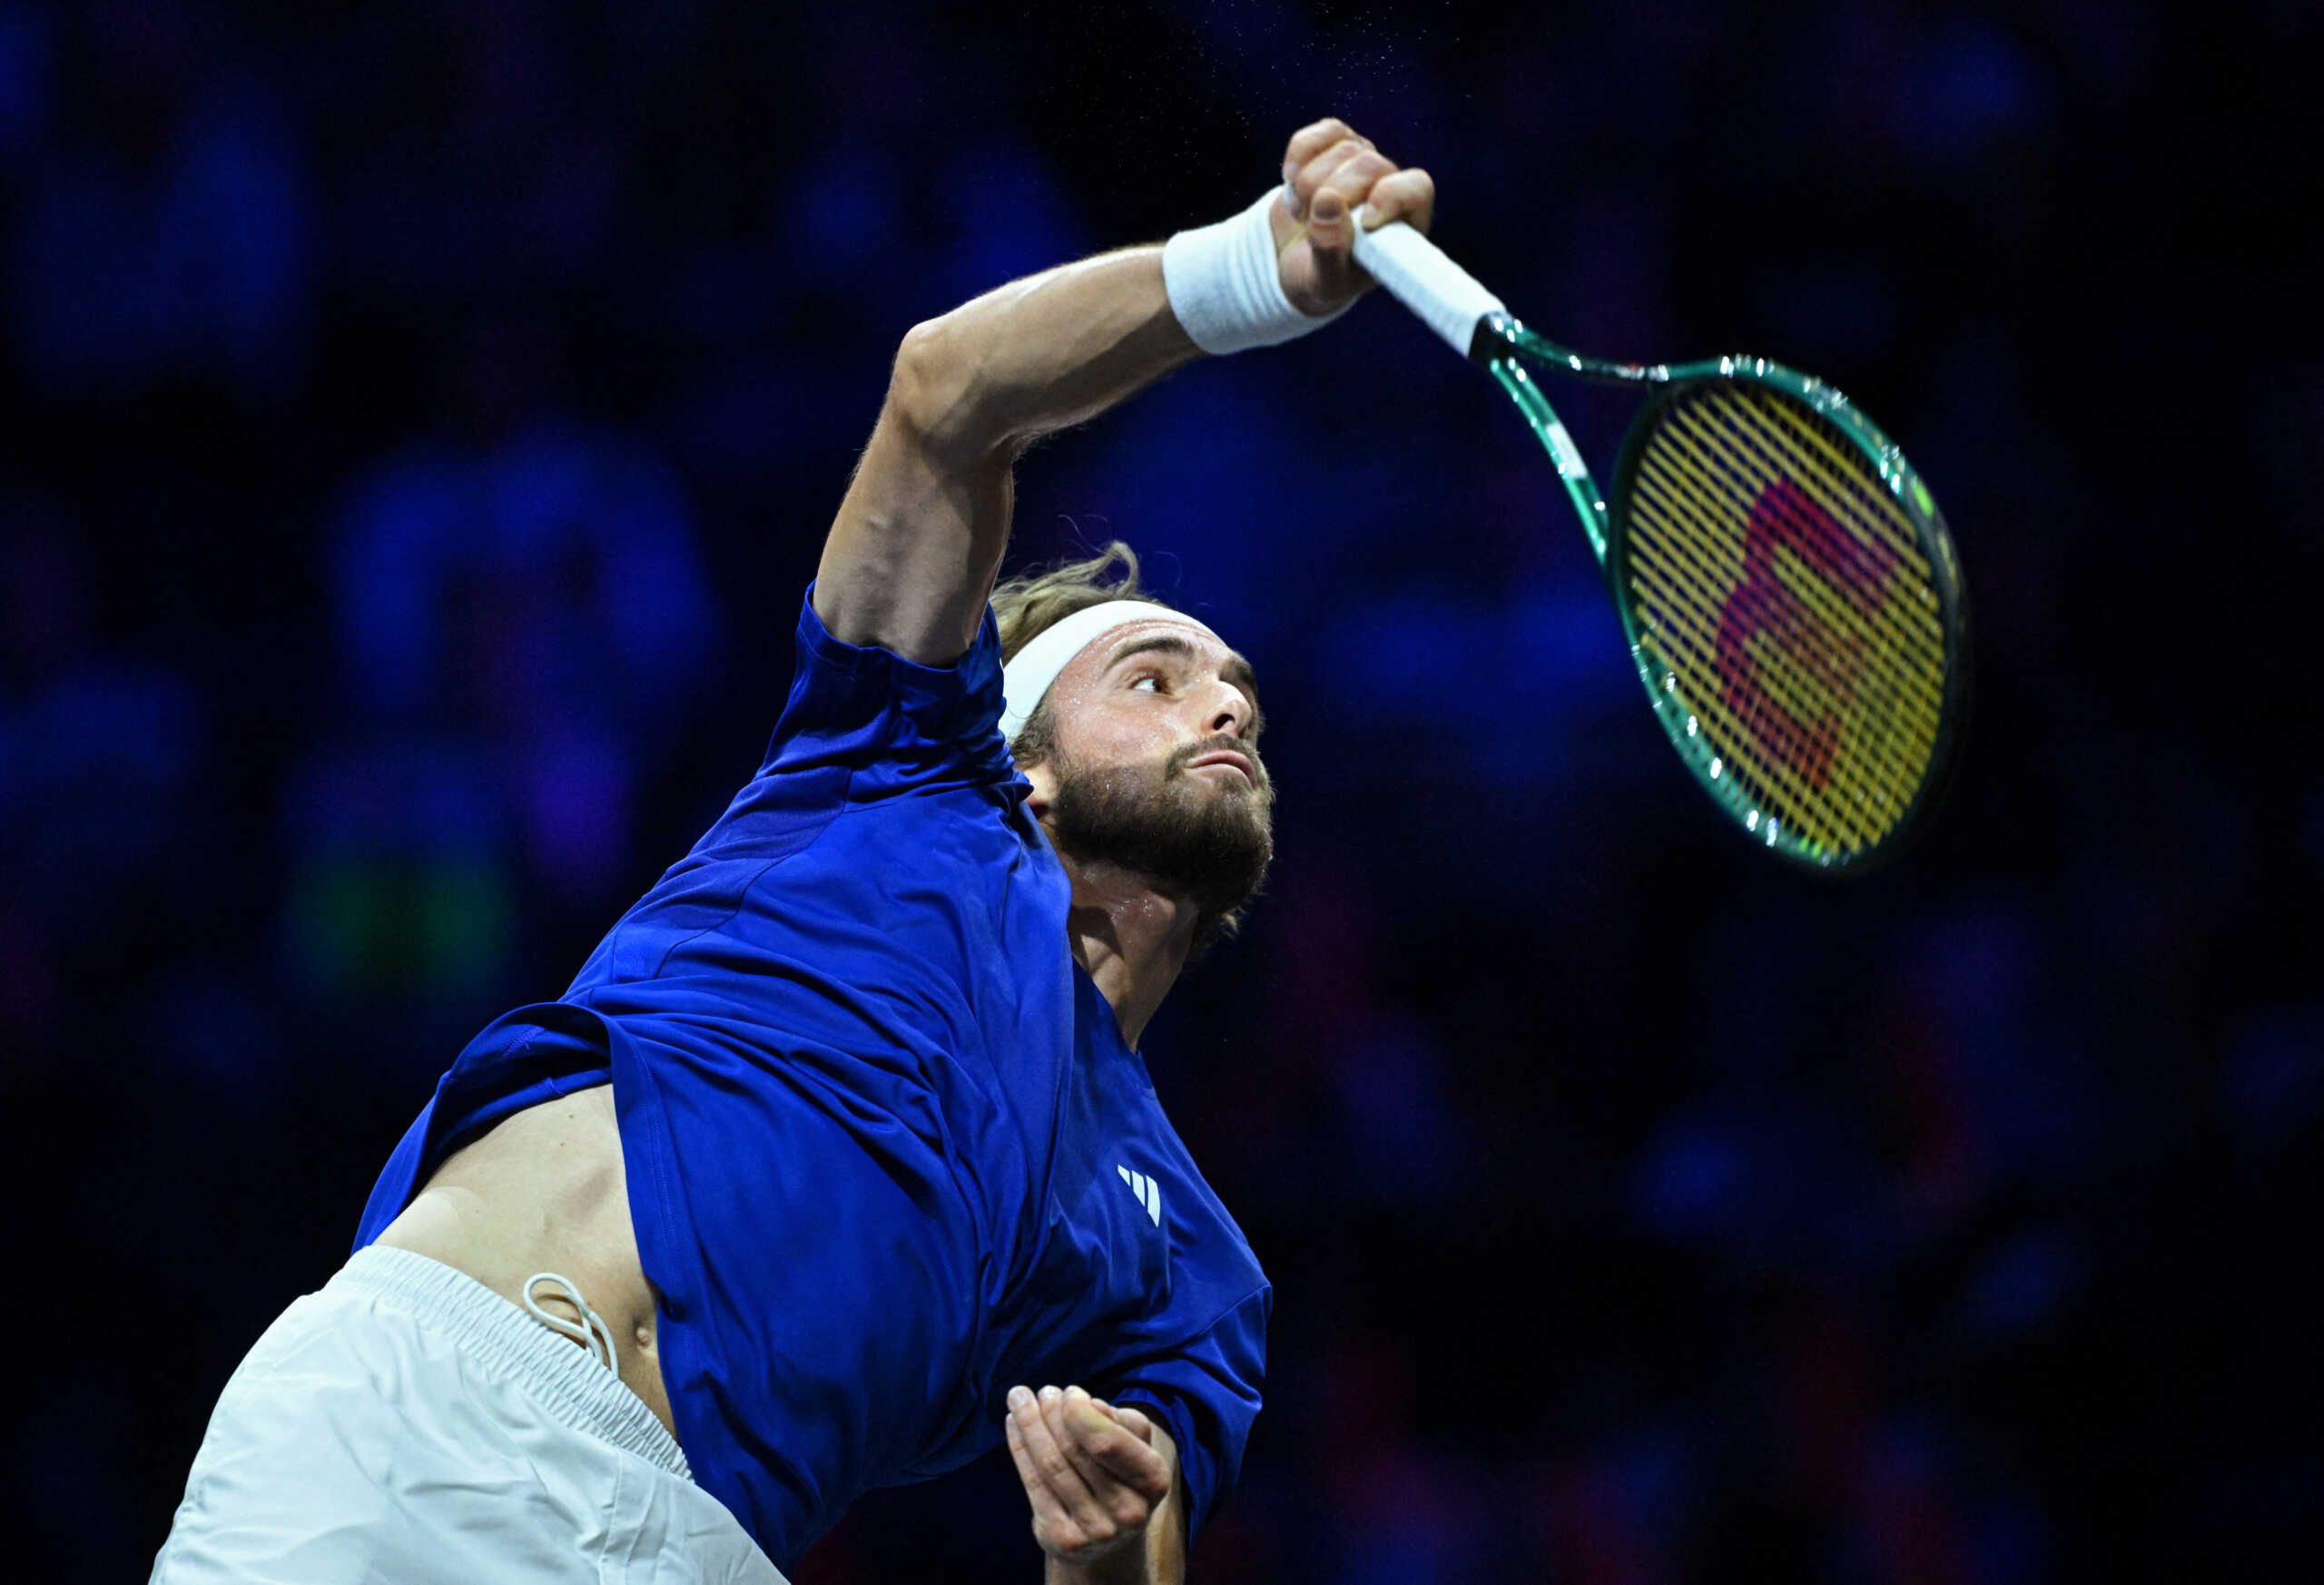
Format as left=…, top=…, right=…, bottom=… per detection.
left=891, top=246, right=1201, bottom=468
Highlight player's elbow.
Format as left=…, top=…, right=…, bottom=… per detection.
left=888, top=314, right=1011, bottom=464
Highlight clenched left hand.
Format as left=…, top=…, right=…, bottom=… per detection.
left=1003, top=1383, right=1172, bottom=1566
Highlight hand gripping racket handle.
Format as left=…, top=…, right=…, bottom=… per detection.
left=1350, top=221, right=1507, bottom=361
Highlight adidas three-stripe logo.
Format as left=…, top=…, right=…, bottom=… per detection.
left=1117, top=1166, right=1162, bottom=1226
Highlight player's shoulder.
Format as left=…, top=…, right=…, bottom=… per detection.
left=764, top=587, right=1014, bottom=786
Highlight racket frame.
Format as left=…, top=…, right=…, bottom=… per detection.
left=1471, top=314, right=1972, bottom=874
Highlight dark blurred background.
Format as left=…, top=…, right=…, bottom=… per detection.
left=5, top=0, right=2320, bottom=1580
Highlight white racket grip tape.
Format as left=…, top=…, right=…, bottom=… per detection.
left=1352, top=221, right=1506, bottom=359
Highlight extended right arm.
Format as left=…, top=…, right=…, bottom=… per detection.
left=812, top=246, right=1201, bottom=665
left=811, top=117, right=1434, bottom=667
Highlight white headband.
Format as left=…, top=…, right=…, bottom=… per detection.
left=1000, top=600, right=1222, bottom=743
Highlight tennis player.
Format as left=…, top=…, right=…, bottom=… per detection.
left=152, top=117, right=1433, bottom=1585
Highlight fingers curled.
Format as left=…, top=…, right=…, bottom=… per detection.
left=1291, top=135, right=1380, bottom=221
left=1285, top=116, right=1363, bottom=174
left=1360, top=167, right=1435, bottom=233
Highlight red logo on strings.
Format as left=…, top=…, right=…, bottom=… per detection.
left=1709, top=478, right=1897, bottom=790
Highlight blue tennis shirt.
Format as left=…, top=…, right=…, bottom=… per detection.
left=354, top=591, right=1270, bottom=1571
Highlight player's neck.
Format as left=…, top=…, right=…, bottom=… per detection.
left=1055, top=856, right=1196, bottom=1049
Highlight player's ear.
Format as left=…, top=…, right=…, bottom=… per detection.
left=1019, top=760, right=1058, bottom=820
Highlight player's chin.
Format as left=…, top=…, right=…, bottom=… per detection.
left=1216, top=802, right=1275, bottom=862
left=1181, top=775, right=1273, bottom=834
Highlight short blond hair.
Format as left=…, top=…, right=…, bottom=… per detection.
left=991, top=541, right=1175, bottom=665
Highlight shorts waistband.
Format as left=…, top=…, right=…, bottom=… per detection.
left=334, top=1245, right=689, bottom=1479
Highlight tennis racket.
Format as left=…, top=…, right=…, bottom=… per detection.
left=1350, top=221, right=1970, bottom=875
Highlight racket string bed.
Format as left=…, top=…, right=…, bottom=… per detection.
left=1627, top=534, right=1934, bottom=842
left=1620, top=385, right=1949, bottom=854
left=1670, top=394, right=1946, bottom=697
left=1645, top=395, right=1946, bottom=660
left=1624, top=487, right=1941, bottom=795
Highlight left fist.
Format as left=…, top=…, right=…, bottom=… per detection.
left=1004, top=1383, right=1172, bottom=1565
left=1272, top=116, right=1436, bottom=316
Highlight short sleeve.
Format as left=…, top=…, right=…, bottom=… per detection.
left=763, top=586, right=1017, bottom=795
left=1100, top=1285, right=1272, bottom=1540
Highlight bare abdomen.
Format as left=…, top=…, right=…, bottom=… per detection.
left=373, top=1084, right=676, bottom=1440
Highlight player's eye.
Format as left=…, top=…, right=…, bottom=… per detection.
left=1128, top=674, right=1165, bottom=694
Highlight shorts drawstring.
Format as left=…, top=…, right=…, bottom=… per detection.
left=523, top=1272, right=621, bottom=1376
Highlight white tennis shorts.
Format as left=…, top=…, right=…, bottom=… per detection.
left=150, top=1245, right=787, bottom=1584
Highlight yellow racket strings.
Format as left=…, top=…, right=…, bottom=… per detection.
left=1622, top=384, right=1949, bottom=855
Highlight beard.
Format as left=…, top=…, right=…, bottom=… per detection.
left=1042, top=735, right=1275, bottom=946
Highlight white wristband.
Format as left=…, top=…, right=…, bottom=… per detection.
left=1162, top=190, right=1351, bottom=355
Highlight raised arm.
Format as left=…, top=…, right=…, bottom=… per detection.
left=812, top=246, right=1196, bottom=664
left=812, top=117, right=1434, bottom=665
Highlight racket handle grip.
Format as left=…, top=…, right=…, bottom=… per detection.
left=1351, top=221, right=1507, bottom=361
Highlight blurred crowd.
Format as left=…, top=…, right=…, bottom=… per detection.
left=3, top=2, right=2319, bottom=1581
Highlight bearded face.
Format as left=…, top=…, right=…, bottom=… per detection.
left=1039, top=728, right=1275, bottom=949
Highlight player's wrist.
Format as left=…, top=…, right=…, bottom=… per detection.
left=1042, top=1533, right=1158, bottom=1585
left=1162, top=190, right=1351, bottom=355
